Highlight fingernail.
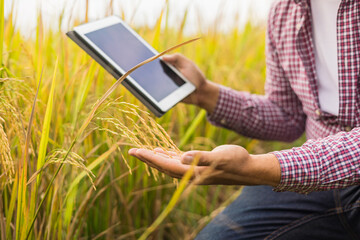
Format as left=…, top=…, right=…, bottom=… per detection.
left=128, top=148, right=138, bottom=155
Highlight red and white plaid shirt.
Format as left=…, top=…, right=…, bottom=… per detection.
left=208, top=0, right=360, bottom=194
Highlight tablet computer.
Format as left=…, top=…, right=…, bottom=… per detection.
left=68, top=16, right=195, bottom=117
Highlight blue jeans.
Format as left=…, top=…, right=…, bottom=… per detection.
left=196, top=185, right=360, bottom=240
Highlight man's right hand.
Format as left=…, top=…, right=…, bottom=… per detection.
left=162, top=54, right=220, bottom=114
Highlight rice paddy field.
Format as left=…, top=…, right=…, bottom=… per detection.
left=0, top=1, right=304, bottom=239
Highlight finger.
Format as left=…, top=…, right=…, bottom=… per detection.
left=131, top=149, right=171, bottom=173
left=154, top=147, right=179, bottom=157
left=181, top=151, right=219, bottom=167
left=130, top=149, right=210, bottom=180
left=153, top=148, right=181, bottom=160
left=136, top=149, right=190, bottom=176
left=130, top=148, right=181, bottom=164
left=134, top=153, right=183, bottom=178
left=162, top=54, right=178, bottom=65
left=129, top=148, right=172, bottom=159
left=133, top=149, right=213, bottom=181
left=128, top=148, right=138, bottom=155
left=162, top=53, right=185, bottom=69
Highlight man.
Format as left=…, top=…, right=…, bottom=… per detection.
left=129, top=0, right=360, bottom=239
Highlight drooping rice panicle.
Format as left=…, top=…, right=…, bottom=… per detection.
left=27, top=149, right=96, bottom=189
left=0, top=118, right=14, bottom=184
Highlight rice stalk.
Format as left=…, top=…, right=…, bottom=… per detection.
left=152, top=3, right=165, bottom=50
left=81, top=37, right=200, bottom=137
left=65, top=158, right=114, bottom=239
left=0, top=0, right=4, bottom=71
left=94, top=103, right=176, bottom=181
left=149, top=117, right=179, bottom=153
left=0, top=117, right=14, bottom=184
left=85, top=0, right=89, bottom=23
left=27, top=149, right=95, bottom=188
left=138, top=155, right=200, bottom=240
left=26, top=38, right=198, bottom=239
left=36, top=58, right=57, bottom=185
left=35, top=14, right=43, bottom=80
left=188, top=187, right=243, bottom=239
left=0, top=193, right=5, bottom=240
left=0, top=82, right=27, bottom=147
left=72, top=60, right=97, bottom=127
left=1, top=4, right=274, bottom=237
left=64, top=141, right=125, bottom=204
left=177, top=7, right=189, bottom=41
left=96, top=99, right=181, bottom=156
left=5, top=172, right=17, bottom=239
left=179, top=109, right=207, bottom=148
left=17, top=66, right=43, bottom=240
left=118, top=146, right=132, bottom=174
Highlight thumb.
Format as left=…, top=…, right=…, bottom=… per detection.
left=162, top=54, right=178, bottom=65
left=181, top=151, right=217, bottom=166
left=162, top=53, right=186, bottom=69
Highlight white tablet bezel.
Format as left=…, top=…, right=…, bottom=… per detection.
left=74, top=16, right=195, bottom=112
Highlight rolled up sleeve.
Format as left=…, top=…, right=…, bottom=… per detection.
left=272, top=127, right=360, bottom=194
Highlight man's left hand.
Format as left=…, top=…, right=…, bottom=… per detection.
left=128, top=145, right=281, bottom=186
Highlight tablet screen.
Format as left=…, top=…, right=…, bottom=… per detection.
left=84, top=23, right=185, bottom=102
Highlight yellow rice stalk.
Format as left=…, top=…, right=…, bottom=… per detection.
left=118, top=147, right=132, bottom=174
left=0, top=88, right=27, bottom=147
left=96, top=101, right=181, bottom=155
left=139, top=155, right=200, bottom=240
left=0, top=117, right=14, bottom=183
left=27, top=149, right=95, bottom=189
left=26, top=38, right=200, bottom=238
left=0, top=0, right=4, bottom=68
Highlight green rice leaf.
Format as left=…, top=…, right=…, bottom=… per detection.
left=36, top=58, right=57, bottom=184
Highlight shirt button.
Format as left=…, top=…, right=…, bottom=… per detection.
left=296, top=23, right=302, bottom=31
left=315, top=109, right=321, bottom=116
left=220, top=119, right=227, bottom=125
left=345, top=126, right=352, bottom=132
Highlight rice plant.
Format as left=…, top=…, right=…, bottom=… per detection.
left=0, top=1, right=304, bottom=239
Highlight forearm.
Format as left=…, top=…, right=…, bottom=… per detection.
left=250, top=154, right=281, bottom=187
left=207, top=86, right=306, bottom=142
left=205, top=153, right=281, bottom=187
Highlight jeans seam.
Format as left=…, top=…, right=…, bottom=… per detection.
left=340, top=201, right=360, bottom=240
left=345, top=200, right=360, bottom=209
left=265, top=201, right=360, bottom=240
left=334, top=190, right=360, bottom=240
left=264, top=209, right=338, bottom=240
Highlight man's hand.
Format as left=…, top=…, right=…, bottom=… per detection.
left=162, top=54, right=220, bottom=114
left=128, top=145, right=281, bottom=186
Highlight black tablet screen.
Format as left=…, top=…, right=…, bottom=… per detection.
left=85, top=23, right=185, bottom=102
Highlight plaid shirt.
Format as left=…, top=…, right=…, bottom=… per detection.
left=208, top=0, right=360, bottom=194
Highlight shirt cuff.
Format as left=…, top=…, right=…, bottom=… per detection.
left=207, top=86, right=228, bottom=125
left=207, top=85, right=250, bottom=129
left=271, top=145, right=320, bottom=194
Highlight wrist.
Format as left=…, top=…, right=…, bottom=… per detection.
left=196, top=81, right=220, bottom=114
left=249, top=154, right=281, bottom=187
